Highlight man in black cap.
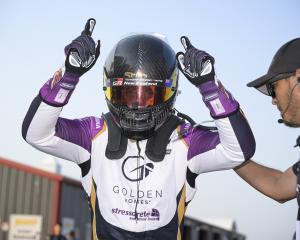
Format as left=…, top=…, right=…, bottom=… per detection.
left=235, top=38, right=300, bottom=239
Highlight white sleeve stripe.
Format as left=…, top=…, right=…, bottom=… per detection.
left=28, top=135, right=90, bottom=165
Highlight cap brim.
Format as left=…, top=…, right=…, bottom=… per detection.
left=247, top=73, right=277, bottom=88
left=247, top=72, right=294, bottom=96
left=247, top=72, right=293, bottom=88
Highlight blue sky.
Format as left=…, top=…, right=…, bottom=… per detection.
left=0, top=0, right=299, bottom=239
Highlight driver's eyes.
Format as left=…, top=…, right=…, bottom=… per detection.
left=144, top=89, right=153, bottom=96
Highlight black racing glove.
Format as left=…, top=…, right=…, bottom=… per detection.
left=64, top=18, right=100, bottom=76
left=176, top=36, right=215, bottom=87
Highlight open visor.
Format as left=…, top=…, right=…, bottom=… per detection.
left=105, top=78, right=173, bottom=109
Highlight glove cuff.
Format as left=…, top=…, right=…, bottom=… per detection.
left=198, top=81, right=239, bottom=118
left=39, top=72, right=80, bottom=107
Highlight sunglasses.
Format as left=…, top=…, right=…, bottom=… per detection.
left=265, top=73, right=294, bottom=98
left=266, top=82, right=276, bottom=98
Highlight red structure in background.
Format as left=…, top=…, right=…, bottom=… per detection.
left=0, top=156, right=90, bottom=240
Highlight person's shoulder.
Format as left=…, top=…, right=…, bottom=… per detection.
left=177, top=122, right=217, bottom=146
left=81, top=116, right=106, bottom=139
left=292, top=160, right=300, bottom=175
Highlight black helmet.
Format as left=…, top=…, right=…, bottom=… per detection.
left=103, top=34, right=179, bottom=140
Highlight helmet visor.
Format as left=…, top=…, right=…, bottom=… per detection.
left=107, top=78, right=171, bottom=109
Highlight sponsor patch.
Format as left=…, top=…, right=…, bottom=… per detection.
left=123, top=79, right=163, bottom=87
left=165, top=79, right=172, bottom=87
left=111, top=208, right=160, bottom=221
left=95, top=118, right=102, bottom=129
left=204, top=92, right=218, bottom=101
left=54, top=88, right=69, bottom=103
left=209, top=98, right=225, bottom=114
left=60, top=82, right=75, bottom=90
left=122, top=156, right=154, bottom=182
left=112, top=78, right=124, bottom=86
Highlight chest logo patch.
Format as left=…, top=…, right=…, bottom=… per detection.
left=122, top=156, right=154, bottom=182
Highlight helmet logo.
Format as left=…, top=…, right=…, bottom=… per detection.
left=122, top=156, right=154, bottom=182
left=112, top=78, right=124, bottom=86
left=124, top=71, right=148, bottom=79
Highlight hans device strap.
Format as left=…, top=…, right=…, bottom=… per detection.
left=103, top=113, right=183, bottom=162
left=103, top=113, right=128, bottom=160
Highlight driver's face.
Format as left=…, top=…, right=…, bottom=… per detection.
left=123, top=86, right=155, bottom=108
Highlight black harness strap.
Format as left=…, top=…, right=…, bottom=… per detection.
left=145, top=115, right=183, bottom=162
left=103, top=113, right=183, bottom=162
left=103, top=113, right=128, bottom=160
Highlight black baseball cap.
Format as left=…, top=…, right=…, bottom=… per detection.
left=247, top=38, right=300, bottom=96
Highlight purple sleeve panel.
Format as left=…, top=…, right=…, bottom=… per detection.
left=55, top=116, right=105, bottom=153
left=179, top=109, right=256, bottom=161
left=198, top=81, right=239, bottom=119
left=39, top=72, right=80, bottom=107
left=55, top=117, right=92, bottom=153
left=179, top=123, right=220, bottom=160
left=179, top=123, right=193, bottom=146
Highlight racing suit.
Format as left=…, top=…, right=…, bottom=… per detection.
left=22, top=72, right=255, bottom=240
left=292, top=137, right=300, bottom=240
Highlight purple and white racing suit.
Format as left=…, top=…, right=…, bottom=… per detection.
left=22, top=72, right=255, bottom=240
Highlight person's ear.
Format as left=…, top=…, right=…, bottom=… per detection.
left=294, top=68, right=300, bottom=84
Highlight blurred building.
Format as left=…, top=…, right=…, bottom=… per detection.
left=184, top=216, right=246, bottom=240
left=39, top=155, right=62, bottom=175
left=0, top=156, right=90, bottom=240
left=0, top=156, right=246, bottom=240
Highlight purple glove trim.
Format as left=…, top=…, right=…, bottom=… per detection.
left=39, top=72, right=80, bottom=107
left=198, top=81, right=239, bottom=118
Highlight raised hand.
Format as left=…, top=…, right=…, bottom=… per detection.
left=176, top=36, right=215, bottom=87
left=64, top=18, right=100, bottom=76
